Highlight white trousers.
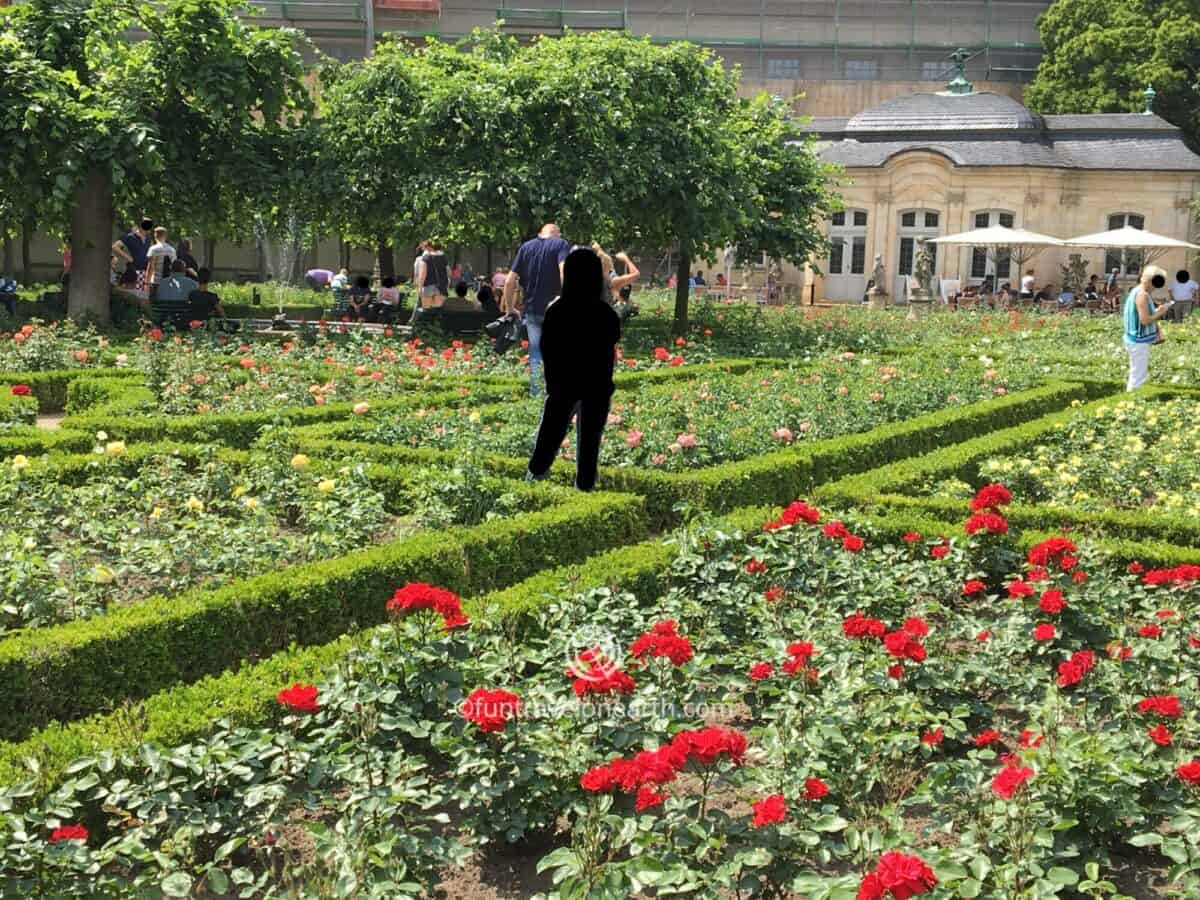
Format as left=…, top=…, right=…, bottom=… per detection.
left=1127, top=342, right=1151, bottom=391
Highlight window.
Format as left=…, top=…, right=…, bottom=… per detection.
left=921, top=60, right=953, bottom=81
left=968, top=210, right=1016, bottom=282
left=850, top=237, right=866, bottom=275
left=845, top=59, right=879, bottom=80
left=901, top=212, right=916, bottom=227
left=829, top=240, right=845, bottom=275
left=924, top=212, right=939, bottom=228
left=767, top=58, right=801, bottom=79
left=899, top=238, right=914, bottom=276
left=831, top=211, right=846, bottom=227
left=898, top=209, right=940, bottom=278
left=1105, top=213, right=1146, bottom=274
left=853, top=211, right=868, bottom=227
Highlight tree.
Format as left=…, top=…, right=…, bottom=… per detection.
left=0, top=0, right=312, bottom=324
left=1025, top=0, right=1200, bottom=152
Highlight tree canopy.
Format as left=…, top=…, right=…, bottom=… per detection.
left=1025, top=0, right=1200, bottom=152
left=323, top=31, right=834, bottom=332
left=0, top=0, right=312, bottom=323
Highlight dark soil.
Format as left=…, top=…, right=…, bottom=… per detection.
left=437, top=841, right=555, bottom=899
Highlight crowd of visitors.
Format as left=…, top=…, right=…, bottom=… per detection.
left=110, top=218, right=226, bottom=329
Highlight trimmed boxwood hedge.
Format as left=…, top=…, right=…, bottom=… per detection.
left=0, top=505, right=769, bottom=795
left=0, top=489, right=648, bottom=742
left=295, top=379, right=1111, bottom=529
left=816, top=384, right=1200, bottom=548
left=0, top=367, right=141, bottom=414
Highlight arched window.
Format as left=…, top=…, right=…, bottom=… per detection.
left=969, top=210, right=1014, bottom=281
left=828, top=209, right=868, bottom=277
left=1105, top=213, right=1145, bottom=276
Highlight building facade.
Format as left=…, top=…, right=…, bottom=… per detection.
left=805, top=88, right=1200, bottom=302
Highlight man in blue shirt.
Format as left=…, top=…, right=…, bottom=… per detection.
left=111, top=218, right=153, bottom=287
left=502, top=223, right=570, bottom=396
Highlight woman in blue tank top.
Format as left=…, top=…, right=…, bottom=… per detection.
left=1123, top=266, right=1173, bottom=391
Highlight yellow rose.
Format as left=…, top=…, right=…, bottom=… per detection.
left=290, top=454, right=311, bottom=470
left=11, top=454, right=29, bottom=471
left=317, top=479, right=336, bottom=494
left=232, top=485, right=248, bottom=499
left=243, top=496, right=259, bottom=511
left=90, top=564, right=116, bottom=585
left=104, top=440, right=126, bottom=457
left=186, top=496, right=205, bottom=513
left=150, top=506, right=165, bottom=520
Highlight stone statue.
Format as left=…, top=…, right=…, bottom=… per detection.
left=913, top=239, right=934, bottom=293
left=871, top=254, right=887, bottom=295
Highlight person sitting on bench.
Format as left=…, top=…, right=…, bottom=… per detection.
left=187, top=268, right=225, bottom=323
left=152, top=259, right=197, bottom=328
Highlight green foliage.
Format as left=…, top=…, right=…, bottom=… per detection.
left=1026, top=0, right=1200, bottom=151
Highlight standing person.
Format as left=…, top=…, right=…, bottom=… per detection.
left=503, top=223, right=571, bottom=395
left=145, top=227, right=176, bottom=299
left=176, top=239, right=199, bottom=278
left=416, top=241, right=449, bottom=311
left=492, top=267, right=507, bottom=294
left=1106, top=267, right=1121, bottom=294
left=1124, top=265, right=1174, bottom=391
left=591, top=244, right=640, bottom=302
left=1171, top=269, right=1198, bottom=321
left=331, top=268, right=350, bottom=291
left=526, top=247, right=621, bottom=492
left=112, top=218, right=153, bottom=288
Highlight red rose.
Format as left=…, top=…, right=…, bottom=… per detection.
left=1007, top=579, right=1034, bottom=598
left=1157, top=609, right=1176, bottom=619
left=630, top=620, right=694, bottom=667
left=1139, top=624, right=1163, bottom=639
left=764, top=587, right=785, bottom=603
left=780, top=500, right=821, bottom=525
left=1033, top=623, right=1056, bottom=642
left=1138, top=695, right=1183, bottom=718
left=744, top=558, right=767, bottom=574
left=884, top=630, right=926, bottom=662
left=842, top=534, right=865, bottom=552
left=1128, top=561, right=1145, bottom=574
left=387, top=582, right=470, bottom=632
left=802, top=777, right=829, bottom=801
left=1190, top=636, right=1200, bottom=649
left=277, top=682, right=320, bottom=714
left=971, top=483, right=1012, bottom=512
left=752, top=793, right=787, bottom=827
left=1177, top=760, right=1200, bottom=785
left=921, top=728, right=944, bottom=746
left=670, top=726, right=747, bottom=768
left=634, top=786, right=667, bottom=811
left=9, top=384, right=30, bottom=396
left=48, top=824, right=88, bottom=844
left=974, top=729, right=1003, bottom=747
left=962, top=580, right=986, bottom=596
left=902, top=617, right=929, bottom=638
left=975, top=630, right=991, bottom=642
left=1149, top=724, right=1173, bottom=747
left=843, top=612, right=886, bottom=639
left=902, top=531, right=921, bottom=543
left=868, top=850, right=938, bottom=899
left=1038, top=590, right=1066, bottom=615
left=749, top=662, right=774, bottom=681
left=461, top=687, right=521, bottom=733
left=887, top=662, right=905, bottom=680
left=992, top=764, right=1035, bottom=799
left=823, top=520, right=850, bottom=540
left=965, top=512, right=1009, bottom=535
left=930, top=543, right=949, bottom=559
left=1019, top=729, right=1044, bottom=748
left=1108, top=643, right=1133, bottom=660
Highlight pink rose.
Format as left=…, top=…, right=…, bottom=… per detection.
left=677, top=433, right=697, bottom=449
left=625, top=430, right=643, bottom=448
left=773, top=427, right=793, bottom=444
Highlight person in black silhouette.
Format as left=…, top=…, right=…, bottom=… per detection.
left=527, top=247, right=622, bottom=492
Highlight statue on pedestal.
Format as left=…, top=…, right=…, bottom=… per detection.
left=867, top=254, right=888, bottom=309
left=907, top=238, right=935, bottom=320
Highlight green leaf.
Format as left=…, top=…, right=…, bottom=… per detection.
left=1046, top=867, right=1079, bottom=886
left=812, top=814, right=849, bottom=832
left=161, top=872, right=194, bottom=897
left=207, top=868, right=230, bottom=893
left=1128, top=833, right=1163, bottom=847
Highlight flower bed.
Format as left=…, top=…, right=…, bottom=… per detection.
left=356, top=352, right=1035, bottom=472
left=4, top=494, right=1198, bottom=896
left=0, top=435, right=554, bottom=634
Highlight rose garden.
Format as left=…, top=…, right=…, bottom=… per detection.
left=0, top=305, right=1199, bottom=899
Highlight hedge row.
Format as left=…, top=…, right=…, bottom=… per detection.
left=295, top=379, right=1111, bottom=529
left=816, top=385, right=1200, bottom=547
left=0, top=489, right=648, bottom=741
left=0, top=367, right=141, bottom=413
left=0, top=505, right=770, bottom=795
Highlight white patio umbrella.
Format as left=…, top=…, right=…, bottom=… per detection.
left=1063, top=225, right=1200, bottom=265
left=930, top=225, right=1064, bottom=294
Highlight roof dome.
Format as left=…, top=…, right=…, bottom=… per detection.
left=845, top=92, right=1041, bottom=133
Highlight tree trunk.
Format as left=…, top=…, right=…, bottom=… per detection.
left=2, top=232, right=13, bottom=276
left=376, top=239, right=395, bottom=280
left=339, top=237, right=351, bottom=270
left=256, top=240, right=267, bottom=282
left=21, top=216, right=34, bottom=285
left=672, top=248, right=692, bottom=336
left=67, top=168, right=114, bottom=326
left=203, top=237, right=217, bottom=271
